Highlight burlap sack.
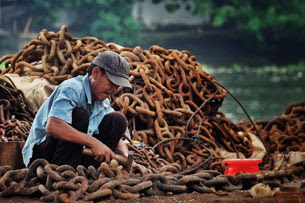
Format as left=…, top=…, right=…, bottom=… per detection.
left=2, top=74, right=57, bottom=113
left=218, top=132, right=267, bottom=159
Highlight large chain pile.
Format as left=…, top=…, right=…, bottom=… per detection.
left=0, top=78, right=34, bottom=142
left=1, top=26, right=305, bottom=201
left=111, top=45, right=255, bottom=171
left=0, top=26, right=258, bottom=172
left=0, top=158, right=304, bottom=201
left=238, top=101, right=305, bottom=154
left=0, top=26, right=110, bottom=85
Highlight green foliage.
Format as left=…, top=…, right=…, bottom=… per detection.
left=67, top=0, right=141, bottom=46
left=0, top=61, right=6, bottom=71
left=26, top=0, right=62, bottom=27
left=161, top=0, right=192, bottom=12
left=165, top=3, right=181, bottom=13
left=192, top=0, right=305, bottom=44
left=158, top=0, right=305, bottom=44
left=25, top=0, right=141, bottom=46
left=23, top=0, right=305, bottom=46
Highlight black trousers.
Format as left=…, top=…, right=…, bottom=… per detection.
left=30, top=107, right=127, bottom=168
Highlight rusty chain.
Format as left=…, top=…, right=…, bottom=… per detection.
left=0, top=26, right=257, bottom=173
left=0, top=26, right=305, bottom=201
left=0, top=159, right=304, bottom=201
left=238, top=101, right=305, bottom=156
left=0, top=79, right=34, bottom=142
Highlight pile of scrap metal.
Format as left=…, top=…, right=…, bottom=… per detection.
left=0, top=76, right=34, bottom=142
left=1, top=26, right=305, bottom=201
left=0, top=156, right=304, bottom=201
left=0, top=25, right=261, bottom=173
left=238, top=101, right=305, bottom=168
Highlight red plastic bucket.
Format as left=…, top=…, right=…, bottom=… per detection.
left=223, top=159, right=262, bottom=176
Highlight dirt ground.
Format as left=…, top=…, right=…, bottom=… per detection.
left=1, top=190, right=304, bottom=203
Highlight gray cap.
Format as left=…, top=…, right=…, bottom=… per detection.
left=92, top=51, right=132, bottom=88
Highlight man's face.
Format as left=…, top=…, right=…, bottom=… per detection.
left=90, top=66, right=119, bottom=101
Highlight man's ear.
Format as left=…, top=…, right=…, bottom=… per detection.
left=91, top=66, right=100, bottom=79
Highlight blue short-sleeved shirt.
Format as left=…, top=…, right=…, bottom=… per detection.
left=22, top=74, right=114, bottom=167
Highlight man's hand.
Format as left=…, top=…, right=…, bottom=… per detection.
left=130, top=162, right=152, bottom=175
left=91, top=139, right=115, bottom=162
left=115, top=139, right=152, bottom=175
left=46, top=117, right=115, bottom=162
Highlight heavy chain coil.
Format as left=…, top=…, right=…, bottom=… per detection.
left=1, top=159, right=304, bottom=201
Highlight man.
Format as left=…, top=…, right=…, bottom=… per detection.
left=22, top=51, right=150, bottom=175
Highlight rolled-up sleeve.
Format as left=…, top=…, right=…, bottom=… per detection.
left=48, top=86, right=80, bottom=124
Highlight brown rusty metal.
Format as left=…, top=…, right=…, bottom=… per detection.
left=0, top=141, right=25, bottom=169
left=238, top=101, right=305, bottom=155
left=3, top=26, right=305, bottom=181
left=0, top=26, right=259, bottom=174
left=1, top=158, right=305, bottom=200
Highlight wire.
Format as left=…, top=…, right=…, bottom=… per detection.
left=214, top=81, right=270, bottom=157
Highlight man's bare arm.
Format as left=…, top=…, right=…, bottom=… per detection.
left=115, top=139, right=129, bottom=157
left=46, top=117, right=115, bottom=162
